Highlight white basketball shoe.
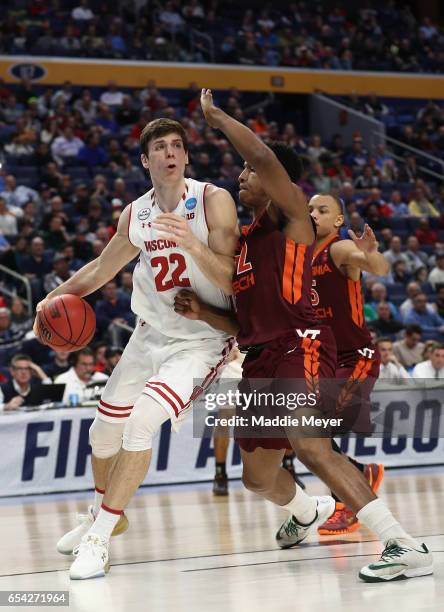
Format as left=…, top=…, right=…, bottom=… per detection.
left=69, top=533, right=110, bottom=580
left=276, top=495, right=336, bottom=549
left=56, top=505, right=129, bottom=555
left=359, top=539, right=433, bottom=582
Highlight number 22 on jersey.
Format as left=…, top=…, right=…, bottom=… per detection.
left=151, top=253, right=191, bottom=292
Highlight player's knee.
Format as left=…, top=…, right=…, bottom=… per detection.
left=293, top=441, right=325, bottom=471
left=122, top=394, right=169, bottom=452
left=89, top=417, right=124, bottom=459
left=242, top=469, right=273, bottom=495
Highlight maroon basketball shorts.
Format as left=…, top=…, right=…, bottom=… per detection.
left=333, top=345, right=381, bottom=434
left=235, top=327, right=337, bottom=453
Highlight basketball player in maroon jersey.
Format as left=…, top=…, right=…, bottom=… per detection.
left=185, top=89, right=433, bottom=582
left=310, top=193, right=386, bottom=535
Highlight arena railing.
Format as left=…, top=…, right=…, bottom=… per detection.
left=309, top=93, right=386, bottom=153
left=380, top=133, right=444, bottom=181
left=190, top=29, right=215, bottom=63
left=0, top=265, right=33, bottom=316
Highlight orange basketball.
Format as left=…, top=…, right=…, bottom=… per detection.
left=37, top=294, right=96, bottom=352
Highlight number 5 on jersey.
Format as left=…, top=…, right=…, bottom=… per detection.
left=151, top=253, right=191, bottom=292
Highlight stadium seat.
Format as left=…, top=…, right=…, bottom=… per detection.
left=387, top=218, right=408, bottom=231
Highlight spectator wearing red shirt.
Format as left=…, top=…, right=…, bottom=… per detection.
left=415, top=217, right=439, bottom=246
left=130, top=110, right=152, bottom=140
left=363, top=188, right=393, bottom=218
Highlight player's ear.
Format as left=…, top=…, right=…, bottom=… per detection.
left=185, top=151, right=189, bottom=165
left=335, top=214, right=344, bottom=228
left=140, top=153, right=149, bottom=170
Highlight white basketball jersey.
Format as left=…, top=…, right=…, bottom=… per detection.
left=128, top=178, right=231, bottom=340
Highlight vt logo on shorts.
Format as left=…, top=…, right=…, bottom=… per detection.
left=296, top=329, right=321, bottom=340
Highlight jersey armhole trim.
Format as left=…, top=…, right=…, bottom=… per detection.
left=127, top=202, right=136, bottom=247
left=203, top=183, right=209, bottom=232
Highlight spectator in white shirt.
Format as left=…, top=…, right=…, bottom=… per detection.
left=400, top=281, right=434, bottom=320
left=0, top=175, right=38, bottom=209
left=377, top=338, right=411, bottom=381
left=55, top=348, right=108, bottom=404
left=307, top=134, right=327, bottom=161
left=159, top=1, right=185, bottom=32
left=404, top=236, right=428, bottom=272
left=52, top=81, right=74, bottom=106
left=72, top=0, right=94, bottom=20
left=383, top=236, right=409, bottom=269
left=428, top=254, right=444, bottom=290
left=393, top=324, right=425, bottom=369
left=74, top=90, right=97, bottom=126
left=100, top=81, right=124, bottom=108
left=0, top=197, right=18, bottom=237
left=412, top=344, right=444, bottom=379
left=51, top=127, right=84, bottom=166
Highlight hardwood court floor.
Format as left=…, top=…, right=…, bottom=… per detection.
left=0, top=467, right=442, bottom=612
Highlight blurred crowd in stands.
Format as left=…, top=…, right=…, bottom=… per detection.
left=1, top=1, right=444, bottom=72
left=0, top=72, right=443, bottom=404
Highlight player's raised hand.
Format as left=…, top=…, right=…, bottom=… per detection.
left=152, top=213, right=200, bottom=253
left=174, top=289, right=203, bottom=320
left=200, top=88, right=222, bottom=128
left=348, top=224, right=378, bottom=254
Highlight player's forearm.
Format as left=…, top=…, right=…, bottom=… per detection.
left=188, top=240, right=234, bottom=295
left=364, top=251, right=390, bottom=276
left=199, top=303, right=240, bottom=336
left=46, top=259, right=109, bottom=299
left=211, top=109, right=306, bottom=221
left=213, top=108, right=274, bottom=172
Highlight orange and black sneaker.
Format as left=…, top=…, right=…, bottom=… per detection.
left=364, top=463, right=384, bottom=493
left=317, top=502, right=361, bottom=535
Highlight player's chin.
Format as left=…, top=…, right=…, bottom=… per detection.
left=239, top=190, right=255, bottom=208
left=163, top=166, right=184, bottom=180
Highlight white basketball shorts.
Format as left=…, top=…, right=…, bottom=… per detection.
left=97, top=319, right=234, bottom=429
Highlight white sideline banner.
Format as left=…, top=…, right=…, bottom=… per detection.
left=0, top=382, right=443, bottom=497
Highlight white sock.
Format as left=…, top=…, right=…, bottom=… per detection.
left=89, top=506, right=121, bottom=541
left=93, top=488, right=104, bottom=517
left=281, top=484, right=317, bottom=525
left=357, top=499, right=418, bottom=547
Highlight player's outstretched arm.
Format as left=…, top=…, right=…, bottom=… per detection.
left=331, top=224, right=389, bottom=276
left=152, top=186, right=238, bottom=295
left=201, top=88, right=313, bottom=244
left=174, top=289, right=240, bottom=336
left=34, top=205, right=140, bottom=318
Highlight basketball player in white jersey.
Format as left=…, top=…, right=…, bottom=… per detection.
left=33, top=118, right=239, bottom=579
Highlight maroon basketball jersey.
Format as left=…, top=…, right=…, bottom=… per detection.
left=311, top=235, right=372, bottom=353
left=233, top=209, right=318, bottom=346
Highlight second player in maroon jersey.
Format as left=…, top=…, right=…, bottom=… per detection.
left=309, top=193, right=389, bottom=535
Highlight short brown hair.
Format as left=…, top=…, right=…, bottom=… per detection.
left=140, top=118, right=188, bottom=155
left=431, top=343, right=444, bottom=353
left=72, top=347, right=94, bottom=365
left=11, top=354, right=31, bottom=367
